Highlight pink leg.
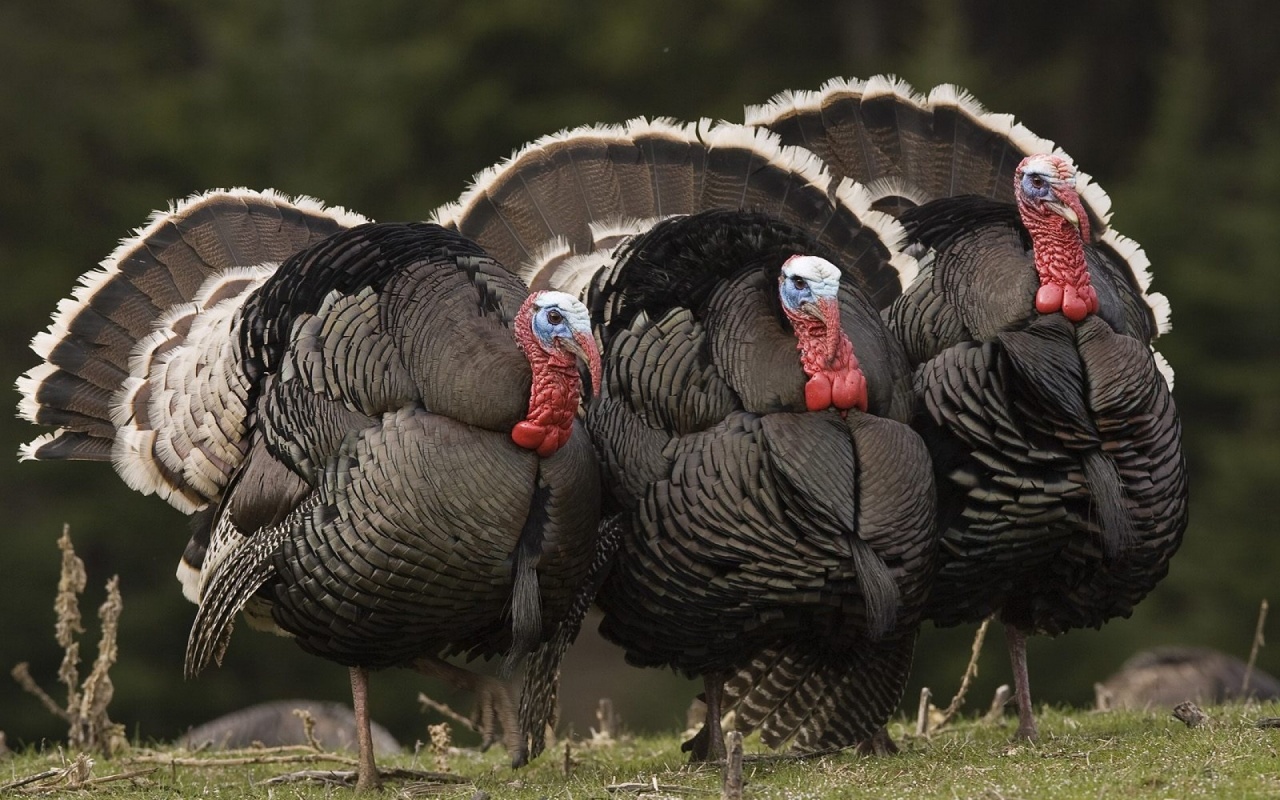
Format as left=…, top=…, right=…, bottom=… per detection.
left=349, top=666, right=381, bottom=790
left=1005, top=623, right=1039, bottom=741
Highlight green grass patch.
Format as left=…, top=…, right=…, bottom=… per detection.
left=4, top=704, right=1279, bottom=798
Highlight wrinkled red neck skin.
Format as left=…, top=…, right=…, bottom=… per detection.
left=783, top=297, right=868, bottom=414
left=1019, top=193, right=1099, bottom=323
left=511, top=302, right=584, bottom=457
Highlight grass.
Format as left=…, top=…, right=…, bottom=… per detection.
left=4, top=704, right=1279, bottom=798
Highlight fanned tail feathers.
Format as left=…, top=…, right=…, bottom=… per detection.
left=433, top=118, right=916, bottom=310
left=17, top=189, right=367, bottom=512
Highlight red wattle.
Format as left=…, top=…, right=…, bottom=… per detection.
left=1061, top=285, right=1088, bottom=322
left=805, top=374, right=833, bottom=412
left=1082, top=284, right=1099, bottom=314
left=511, top=421, right=546, bottom=451
left=831, top=370, right=868, bottom=412
left=1035, top=283, right=1064, bottom=315
left=536, top=428, right=567, bottom=457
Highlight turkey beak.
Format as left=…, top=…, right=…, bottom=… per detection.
left=1046, top=198, right=1080, bottom=229
left=799, top=300, right=827, bottom=321
left=803, top=296, right=840, bottom=325
left=559, top=333, right=603, bottom=403
left=1046, top=186, right=1091, bottom=240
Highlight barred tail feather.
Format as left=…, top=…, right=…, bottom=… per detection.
left=725, top=634, right=916, bottom=752
left=184, top=525, right=284, bottom=678
left=17, top=188, right=367, bottom=512
left=434, top=118, right=915, bottom=311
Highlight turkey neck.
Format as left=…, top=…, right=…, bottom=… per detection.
left=1020, top=198, right=1099, bottom=323
left=783, top=297, right=866, bottom=412
left=524, top=349, right=581, bottom=433
left=512, top=312, right=582, bottom=457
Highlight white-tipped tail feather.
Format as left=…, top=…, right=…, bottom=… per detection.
left=18, top=188, right=367, bottom=512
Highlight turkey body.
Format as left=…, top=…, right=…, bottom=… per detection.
left=1095, top=646, right=1280, bottom=711
left=889, top=196, right=1185, bottom=636
left=18, top=193, right=604, bottom=784
left=215, top=222, right=601, bottom=673
left=587, top=210, right=937, bottom=757
left=743, top=75, right=1188, bottom=743
left=432, top=118, right=940, bottom=758
left=884, top=184, right=1187, bottom=741
left=178, top=700, right=402, bottom=754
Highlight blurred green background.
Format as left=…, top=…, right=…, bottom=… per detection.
left=3, top=0, right=1277, bottom=749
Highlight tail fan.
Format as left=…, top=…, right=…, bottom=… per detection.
left=432, top=118, right=917, bottom=310
left=17, top=189, right=367, bottom=512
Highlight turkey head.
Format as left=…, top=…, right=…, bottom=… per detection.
left=778, top=254, right=868, bottom=413
left=1016, top=154, right=1100, bottom=322
left=511, top=290, right=601, bottom=456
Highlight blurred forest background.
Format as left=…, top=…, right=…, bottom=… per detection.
left=2, top=0, right=1278, bottom=749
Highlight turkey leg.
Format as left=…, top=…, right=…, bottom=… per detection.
left=1005, top=623, right=1039, bottom=741
left=349, top=666, right=381, bottom=790
left=683, top=672, right=730, bottom=763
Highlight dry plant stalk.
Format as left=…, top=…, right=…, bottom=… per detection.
left=130, top=749, right=358, bottom=768
left=417, top=693, right=478, bottom=733
left=591, top=697, right=620, bottom=744
left=55, top=526, right=88, bottom=710
left=73, top=575, right=123, bottom=752
left=427, top=722, right=451, bottom=772
left=984, top=685, right=1013, bottom=722
left=1242, top=598, right=1269, bottom=696
left=722, top=730, right=744, bottom=800
left=0, top=751, right=143, bottom=794
left=291, top=708, right=322, bottom=751
left=915, top=687, right=933, bottom=736
left=12, top=526, right=126, bottom=756
left=934, top=616, right=992, bottom=729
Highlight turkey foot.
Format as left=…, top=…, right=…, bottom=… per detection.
left=410, top=656, right=522, bottom=759
left=854, top=726, right=900, bottom=755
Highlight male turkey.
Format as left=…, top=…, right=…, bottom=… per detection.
left=739, top=76, right=1188, bottom=742
left=17, top=191, right=604, bottom=787
left=433, top=121, right=939, bottom=759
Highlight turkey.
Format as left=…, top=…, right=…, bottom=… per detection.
left=736, top=75, right=1188, bottom=742
left=433, top=120, right=939, bottom=759
left=17, top=190, right=605, bottom=788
